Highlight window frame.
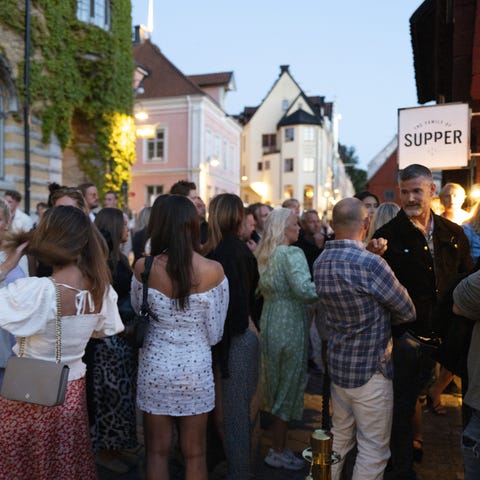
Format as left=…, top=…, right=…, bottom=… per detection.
left=76, top=0, right=111, bottom=30
left=284, top=158, right=294, bottom=172
left=146, top=185, right=164, bottom=207
left=144, top=126, right=167, bottom=163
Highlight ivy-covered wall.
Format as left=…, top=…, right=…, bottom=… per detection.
left=0, top=0, right=135, bottom=202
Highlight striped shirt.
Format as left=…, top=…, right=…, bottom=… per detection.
left=313, top=239, right=415, bottom=388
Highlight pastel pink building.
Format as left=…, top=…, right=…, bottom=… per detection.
left=131, top=29, right=241, bottom=214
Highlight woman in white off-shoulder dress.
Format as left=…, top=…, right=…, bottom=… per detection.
left=132, top=194, right=228, bottom=480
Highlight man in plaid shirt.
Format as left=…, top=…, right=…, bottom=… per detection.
left=313, top=198, right=415, bottom=480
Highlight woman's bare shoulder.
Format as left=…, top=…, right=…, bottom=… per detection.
left=193, top=253, right=225, bottom=290
left=133, top=257, right=146, bottom=281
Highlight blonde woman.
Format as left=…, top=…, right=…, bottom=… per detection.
left=366, top=202, right=400, bottom=242
left=255, top=208, right=317, bottom=471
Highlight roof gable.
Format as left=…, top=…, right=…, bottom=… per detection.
left=133, top=40, right=205, bottom=99
left=245, top=65, right=303, bottom=125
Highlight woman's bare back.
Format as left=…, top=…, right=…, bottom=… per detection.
left=134, top=253, right=224, bottom=299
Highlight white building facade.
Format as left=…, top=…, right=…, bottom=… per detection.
left=239, top=65, right=353, bottom=214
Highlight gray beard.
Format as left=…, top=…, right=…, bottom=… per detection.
left=404, top=206, right=423, bottom=218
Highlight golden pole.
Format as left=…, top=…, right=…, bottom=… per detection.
left=304, top=429, right=340, bottom=480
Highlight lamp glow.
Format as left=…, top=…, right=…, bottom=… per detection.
left=135, top=111, right=149, bottom=121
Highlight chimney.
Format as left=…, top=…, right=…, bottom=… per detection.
left=132, top=25, right=148, bottom=44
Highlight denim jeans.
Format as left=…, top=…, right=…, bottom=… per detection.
left=463, top=408, right=480, bottom=480
left=384, top=333, right=436, bottom=480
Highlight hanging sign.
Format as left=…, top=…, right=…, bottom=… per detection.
left=398, top=103, right=470, bottom=170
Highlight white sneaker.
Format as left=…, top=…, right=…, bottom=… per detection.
left=283, top=448, right=305, bottom=468
left=264, top=448, right=304, bottom=471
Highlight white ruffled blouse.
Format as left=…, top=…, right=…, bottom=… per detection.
left=0, top=277, right=124, bottom=380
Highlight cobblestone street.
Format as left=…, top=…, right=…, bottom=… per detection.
left=97, top=371, right=464, bottom=480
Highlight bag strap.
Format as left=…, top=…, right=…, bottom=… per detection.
left=18, top=277, right=63, bottom=363
left=139, top=255, right=160, bottom=322
left=140, top=255, right=154, bottom=308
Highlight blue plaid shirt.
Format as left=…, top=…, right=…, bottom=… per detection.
left=313, top=240, right=415, bottom=388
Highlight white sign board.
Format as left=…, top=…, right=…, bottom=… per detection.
left=398, top=103, right=470, bottom=170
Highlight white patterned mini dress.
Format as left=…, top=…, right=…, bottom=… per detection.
left=131, top=276, right=228, bottom=416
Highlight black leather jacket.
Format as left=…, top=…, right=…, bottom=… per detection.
left=374, top=209, right=473, bottom=337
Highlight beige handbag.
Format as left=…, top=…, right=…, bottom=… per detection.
left=0, top=278, right=70, bottom=406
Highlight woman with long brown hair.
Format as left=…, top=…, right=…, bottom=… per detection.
left=0, top=206, right=123, bottom=479
left=132, top=195, right=228, bottom=480
left=84, top=207, right=139, bottom=473
left=202, top=193, right=260, bottom=479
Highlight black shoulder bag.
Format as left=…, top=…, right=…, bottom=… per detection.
left=128, top=255, right=157, bottom=348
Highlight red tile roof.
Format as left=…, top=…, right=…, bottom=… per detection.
left=187, top=72, right=234, bottom=88
left=133, top=40, right=205, bottom=99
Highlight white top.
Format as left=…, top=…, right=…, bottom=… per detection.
left=11, top=209, right=33, bottom=233
left=132, top=276, right=228, bottom=416
left=0, top=277, right=124, bottom=380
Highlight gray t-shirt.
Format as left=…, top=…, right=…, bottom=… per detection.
left=452, top=270, right=480, bottom=411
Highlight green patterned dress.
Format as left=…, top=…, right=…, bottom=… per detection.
left=258, top=245, right=318, bottom=421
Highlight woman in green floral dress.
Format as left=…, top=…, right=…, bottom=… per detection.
left=255, top=208, right=318, bottom=470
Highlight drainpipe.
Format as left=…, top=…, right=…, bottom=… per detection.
left=23, top=0, right=31, bottom=214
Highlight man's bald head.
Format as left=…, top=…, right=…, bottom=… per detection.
left=332, top=198, right=369, bottom=240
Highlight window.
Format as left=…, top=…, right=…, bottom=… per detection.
left=284, top=158, right=294, bottom=172
left=214, top=135, right=221, bottom=158
left=264, top=160, right=270, bottom=170
left=284, top=185, right=294, bottom=199
left=229, top=145, right=235, bottom=172
left=205, top=130, right=212, bottom=159
left=262, top=133, right=277, bottom=153
left=303, top=185, right=314, bottom=210
left=304, top=127, right=315, bottom=141
left=146, top=185, right=163, bottom=206
left=257, top=162, right=263, bottom=171
left=284, top=127, right=294, bottom=142
left=77, top=0, right=110, bottom=30
left=223, top=140, right=228, bottom=170
left=303, top=157, right=315, bottom=172
left=282, top=99, right=289, bottom=111
left=146, top=128, right=166, bottom=162
left=384, top=190, right=395, bottom=200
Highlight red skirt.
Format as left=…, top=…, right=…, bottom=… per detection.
left=0, top=376, right=97, bottom=480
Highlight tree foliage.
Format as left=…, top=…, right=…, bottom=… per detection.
left=0, top=0, right=134, bottom=206
left=338, top=144, right=367, bottom=193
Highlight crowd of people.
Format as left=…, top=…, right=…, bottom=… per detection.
left=0, top=164, right=479, bottom=479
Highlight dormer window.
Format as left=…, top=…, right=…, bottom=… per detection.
left=77, top=0, right=111, bottom=30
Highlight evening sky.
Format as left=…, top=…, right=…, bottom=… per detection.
left=131, top=0, right=426, bottom=170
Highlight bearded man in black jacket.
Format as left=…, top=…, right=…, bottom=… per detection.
left=374, top=164, right=473, bottom=479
